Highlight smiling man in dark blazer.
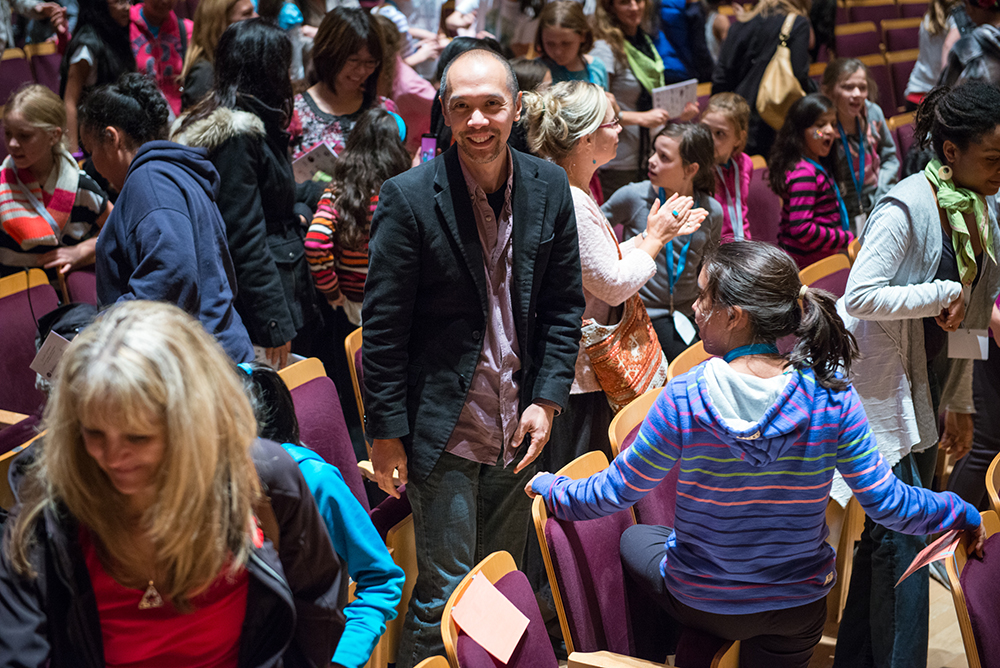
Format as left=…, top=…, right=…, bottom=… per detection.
left=362, top=49, right=585, bottom=667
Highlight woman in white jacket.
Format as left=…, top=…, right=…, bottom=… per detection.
left=834, top=81, right=1000, bottom=668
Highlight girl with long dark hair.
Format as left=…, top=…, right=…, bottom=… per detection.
left=172, top=18, right=318, bottom=369
left=305, top=108, right=410, bottom=325
left=769, top=93, right=854, bottom=268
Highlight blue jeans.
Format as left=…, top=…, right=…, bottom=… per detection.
left=832, top=453, right=930, bottom=668
left=395, top=451, right=535, bottom=668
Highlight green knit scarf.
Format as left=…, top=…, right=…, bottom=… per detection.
left=623, top=33, right=664, bottom=94
left=924, top=159, right=995, bottom=285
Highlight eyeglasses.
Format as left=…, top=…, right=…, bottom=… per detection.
left=598, top=116, right=621, bottom=129
left=345, top=56, right=381, bottom=70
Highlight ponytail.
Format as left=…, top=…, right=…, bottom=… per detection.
left=703, top=242, right=859, bottom=391
left=789, top=286, right=859, bottom=391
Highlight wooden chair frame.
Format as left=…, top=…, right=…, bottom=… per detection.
left=0, top=268, right=49, bottom=300
left=945, top=510, right=1000, bottom=668
left=382, top=514, right=418, bottom=667
left=415, top=658, right=451, bottom=668
left=608, top=387, right=663, bottom=458
left=750, top=154, right=767, bottom=170
left=666, top=341, right=710, bottom=381
left=886, top=111, right=915, bottom=133
left=847, top=237, right=862, bottom=265
left=344, top=326, right=366, bottom=436
left=0, top=431, right=43, bottom=510
left=824, top=497, right=865, bottom=624
left=986, top=451, right=1000, bottom=517
left=799, top=253, right=851, bottom=287
left=834, top=20, right=878, bottom=37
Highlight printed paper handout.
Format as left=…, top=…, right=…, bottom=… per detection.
left=451, top=573, right=529, bottom=663
left=652, top=79, right=698, bottom=119
left=895, top=530, right=962, bottom=587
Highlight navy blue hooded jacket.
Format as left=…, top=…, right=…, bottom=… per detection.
left=95, top=141, right=254, bottom=362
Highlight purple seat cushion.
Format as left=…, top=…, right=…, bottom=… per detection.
left=747, top=168, right=781, bottom=245
left=896, top=122, right=916, bottom=162
left=456, top=570, right=557, bottom=668
left=0, top=284, right=59, bottom=414
left=353, top=347, right=364, bottom=390
left=0, top=411, right=41, bottom=457
left=884, top=26, right=919, bottom=51
left=621, top=424, right=678, bottom=528
left=811, top=268, right=850, bottom=298
left=369, top=486, right=411, bottom=540
left=867, top=63, right=897, bottom=118
left=290, top=376, right=370, bottom=513
left=29, top=51, right=61, bottom=94
left=65, top=268, right=98, bottom=306
left=835, top=31, right=881, bottom=58
left=960, top=532, right=1000, bottom=667
left=544, top=508, right=636, bottom=654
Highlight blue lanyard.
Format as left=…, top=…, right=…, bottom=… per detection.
left=837, top=122, right=866, bottom=206
left=804, top=158, right=850, bottom=232
left=659, top=187, right=693, bottom=312
left=715, top=160, right=743, bottom=240
left=723, top=343, right=779, bottom=363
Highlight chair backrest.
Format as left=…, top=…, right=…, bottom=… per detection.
left=897, top=0, right=929, bottom=18
left=888, top=111, right=916, bottom=163
left=696, top=81, right=712, bottom=113
left=64, top=267, right=98, bottom=306
left=799, top=253, right=852, bottom=298
left=946, top=510, right=1000, bottom=668
left=608, top=387, right=680, bottom=528
left=343, top=326, right=366, bottom=436
left=809, top=61, right=827, bottom=88
left=531, top=451, right=638, bottom=655
left=0, top=269, right=59, bottom=415
left=847, top=237, right=862, bottom=265
left=824, top=496, right=865, bottom=623
left=279, top=357, right=370, bottom=513
left=987, top=452, right=1000, bottom=518
left=746, top=164, right=782, bottom=244
left=442, top=550, right=558, bottom=668
left=667, top=341, right=711, bottom=381
left=384, top=512, right=418, bottom=665
left=834, top=22, right=881, bottom=58
left=23, top=41, right=60, bottom=94
left=847, top=0, right=899, bottom=26
left=881, top=17, right=922, bottom=51
left=0, top=49, right=34, bottom=109
left=415, top=658, right=452, bottom=668
left=886, top=49, right=919, bottom=116
left=0, top=430, right=43, bottom=510
left=857, top=53, right=896, bottom=117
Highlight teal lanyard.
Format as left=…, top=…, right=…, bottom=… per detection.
left=659, top=187, right=693, bottom=313
left=804, top=158, right=850, bottom=232
left=723, top=343, right=779, bottom=363
left=715, top=160, right=743, bottom=240
left=837, top=121, right=866, bottom=207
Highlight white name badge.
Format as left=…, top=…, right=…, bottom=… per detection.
left=30, top=331, right=71, bottom=380
left=673, top=311, right=698, bottom=345
left=948, top=329, right=990, bottom=360
left=854, top=213, right=867, bottom=234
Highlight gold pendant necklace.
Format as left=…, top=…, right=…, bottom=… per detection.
left=139, top=580, right=163, bottom=609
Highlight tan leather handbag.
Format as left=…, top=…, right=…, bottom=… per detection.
left=757, top=13, right=805, bottom=130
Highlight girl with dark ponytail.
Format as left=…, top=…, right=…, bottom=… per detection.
left=526, top=239, right=984, bottom=668
left=835, top=80, right=1000, bottom=668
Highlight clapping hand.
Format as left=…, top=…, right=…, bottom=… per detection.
left=645, top=192, right=707, bottom=244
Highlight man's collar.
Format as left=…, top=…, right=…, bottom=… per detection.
left=457, top=145, right=514, bottom=197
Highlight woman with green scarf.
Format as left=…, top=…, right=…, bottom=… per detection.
left=834, top=81, right=1000, bottom=668
left=590, top=0, right=672, bottom=198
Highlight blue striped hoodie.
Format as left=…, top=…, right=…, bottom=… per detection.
left=532, top=360, right=980, bottom=614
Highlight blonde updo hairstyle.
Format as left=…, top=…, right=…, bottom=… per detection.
left=2, top=83, right=69, bottom=151
left=521, top=80, right=609, bottom=161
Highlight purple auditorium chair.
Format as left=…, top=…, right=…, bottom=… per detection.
left=834, top=22, right=881, bottom=58
left=946, top=519, right=1000, bottom=668
left=887, top=49, right=919, bottom=116
left=746, top=163, right=782, bottom=245
left=894, top=117, right=916, bottom=162
left=898, top=0, right=929, bottom=18
left=65, top=267, right=98, bottom=305
left=281, top=357, right=370, bottom=513
left=0, top=49, right=34, bottom=106
left=859, top=54, right=897, bottom=117
left=24, top=41, right=60, bottom=94
left=848, top=0, right=899, bottom=26
left=882, top=18, right=922, bottom=51
left=0, top=269, right=59, bottom=415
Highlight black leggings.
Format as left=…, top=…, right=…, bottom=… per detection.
left=619, top=524, right=827, bottom=668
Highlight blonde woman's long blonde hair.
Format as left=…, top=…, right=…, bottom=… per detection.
left=5, top=301, right=260, bottom=611
left=180, top=0, right=245, bottom=83
left=521, top=80, right=609, bottom=161
left=593, top=0, right=654, bottom=65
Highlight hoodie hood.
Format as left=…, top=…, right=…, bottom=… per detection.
left=127, top=140, right=222, bottom=200
left=687, top=358, right=811, bottom=467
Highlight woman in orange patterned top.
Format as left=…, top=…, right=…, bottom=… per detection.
left=305, top=108, right=410, bottom=325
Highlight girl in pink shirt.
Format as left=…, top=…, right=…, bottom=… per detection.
left=702, top=92, right=753, bottom=241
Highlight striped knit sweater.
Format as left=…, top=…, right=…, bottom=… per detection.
left=304, top=192, right=375, bottom=303
left=532, top=359, right=980, bottom=614
left=777, top=158, right=854, bottom=269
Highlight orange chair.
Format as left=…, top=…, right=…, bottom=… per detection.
left=344, top=326, right=366, bottom=434
left=834, top=22, right=881, bottom=58
left=986, top=452, right=1000, bottom=518
left=944, top=510, right=1000, bottom=668
left=666, top=341, right=711, bottom=380
left=847, top=237, right=862, bottom=265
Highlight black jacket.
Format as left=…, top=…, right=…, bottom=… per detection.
left=172, top=95, right=319, bottom=348
left=361, top=145, right=585, bottom=483
left=0, top=439, right=347, bottom=668
left=712, top=13, right=813, bottom=157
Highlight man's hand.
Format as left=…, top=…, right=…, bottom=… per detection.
left=265, top=341, right=292, bottom=369
left=39, top=243, right=92, bottom=274
left=940, top=410, right=974, bottom=460
left=372, top=437, right=408, bottom=499
left=512, top=403, right=555, bottom=474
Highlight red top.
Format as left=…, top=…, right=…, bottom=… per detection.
left=80, top=527, right=249, bottom=668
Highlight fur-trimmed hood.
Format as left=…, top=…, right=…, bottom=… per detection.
left=170, top=107, right=265, bottom=152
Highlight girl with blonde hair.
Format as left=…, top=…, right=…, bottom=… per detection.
left=180, top=0, right=257, bottom=109
left=0, top=83, right=111, bottom=278
left=521, top=79, right=708, bottom=467
left=0, top=300, right=346, bottom=667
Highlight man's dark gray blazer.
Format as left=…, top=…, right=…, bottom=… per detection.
left=362, top=144, right=585, bottom=483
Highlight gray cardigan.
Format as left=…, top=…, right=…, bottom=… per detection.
left=840, top=173, right=1000, bottom=474
left=601, top=181, right=723, bottom=318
